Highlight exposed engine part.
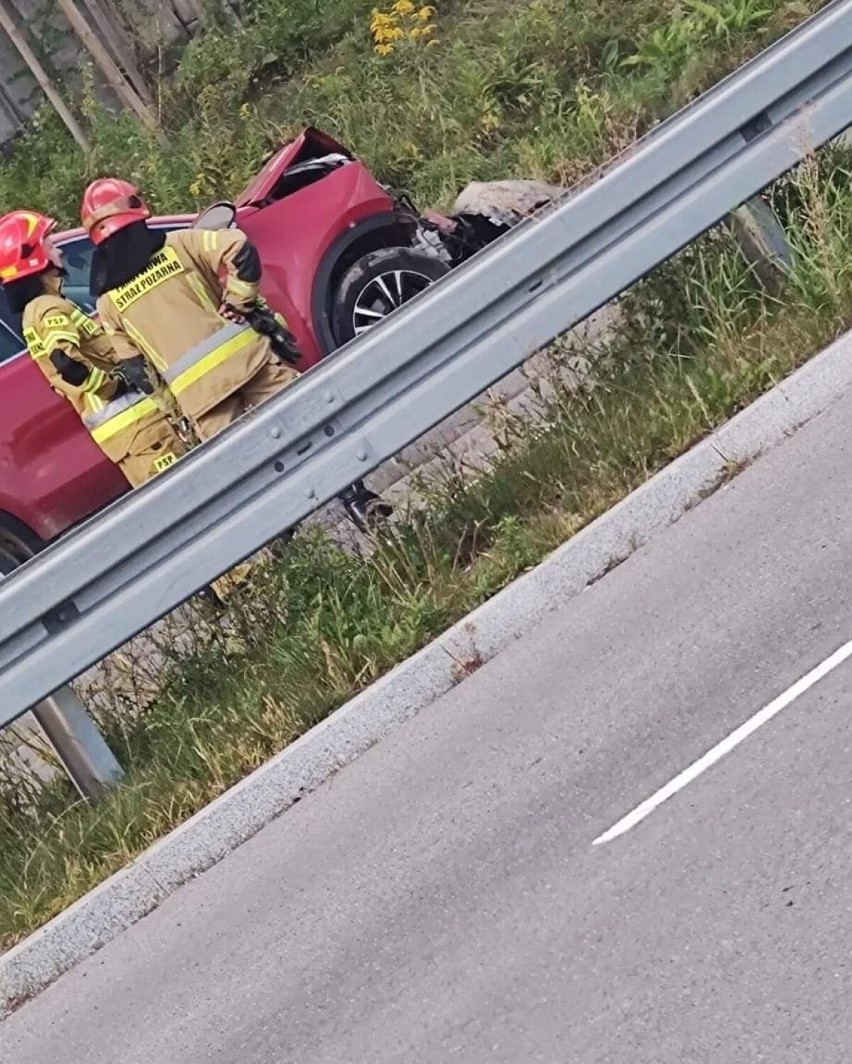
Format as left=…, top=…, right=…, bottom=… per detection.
left=414, top=211, right=516, bottom=268
left=407, top=180, right=568, bottom=269
left=411, top=224, right=454, bottom=265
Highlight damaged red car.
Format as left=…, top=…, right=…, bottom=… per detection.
left=0, top=127, right=535, bottom=566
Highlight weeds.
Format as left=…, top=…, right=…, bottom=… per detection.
left=0, top=0, right=828, bottom=219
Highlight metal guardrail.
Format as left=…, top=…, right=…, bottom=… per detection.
left=2, top=0, right=852, bottom=740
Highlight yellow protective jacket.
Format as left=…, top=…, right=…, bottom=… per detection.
left=22, top=287, right=165, bottom=464
left=95, top=228, right=272, bottom=421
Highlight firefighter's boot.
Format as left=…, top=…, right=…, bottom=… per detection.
left=338, top=481, right=393, bottom=534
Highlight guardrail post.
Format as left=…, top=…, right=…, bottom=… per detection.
left=1, top=548, right=124, bottom=800
left=32, top=689, right=124, bottom=799
left=726, top=195, right=794, bottom=293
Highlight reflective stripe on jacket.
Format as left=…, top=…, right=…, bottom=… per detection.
left=160, top=321, right=256, bottom=396
left=22, top=294, right=120, bottom=423
left=82, top=390, right=162, bottom=445
left=21, top=286, right=171, bottom=464
left=96, top=229, right=273, bottom=421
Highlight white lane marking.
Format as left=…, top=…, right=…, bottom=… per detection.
left=593, top=637, right=852, bottom=845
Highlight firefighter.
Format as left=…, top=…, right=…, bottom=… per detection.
left=0, top=210, right=245, bottom=608
left=0, top=209, right=186, bottom=489
left=80, top=177, right=392, bottom=532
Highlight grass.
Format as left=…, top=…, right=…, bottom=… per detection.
left=2, top=146, right=852, bottom=949
left=0, top=0, right=827, bottom=221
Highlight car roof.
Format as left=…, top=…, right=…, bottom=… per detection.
left=54, top=213, right=194, bottom=243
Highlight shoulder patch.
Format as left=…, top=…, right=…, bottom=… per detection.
left=44, top=314, right=72, bottom=330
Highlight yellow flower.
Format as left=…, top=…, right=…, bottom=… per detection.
left=239, top=102, right=251, bottom=120
left=189, top=178, right=203, bottom=197
left=370, top=0, right=436, bottom=51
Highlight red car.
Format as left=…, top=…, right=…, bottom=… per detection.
left=0, top=127, right=510, bottom=568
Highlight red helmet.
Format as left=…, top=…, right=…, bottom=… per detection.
left=0, top=210, right=57, bottom=282
left=81, top=178, right=151, bottom=245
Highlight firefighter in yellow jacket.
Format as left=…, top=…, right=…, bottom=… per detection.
left=0, top=209, right=186, bottom=488
left=80, top=177, right=392, bottom=532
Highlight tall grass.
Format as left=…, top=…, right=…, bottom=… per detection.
left=0, top=0, right=827, bottom=221
left=2, top=148, right=852, bottom=948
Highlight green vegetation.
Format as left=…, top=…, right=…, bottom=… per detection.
left=0, top=0, right=824, bottom=222
left=0, top=0, right=845, bottom=949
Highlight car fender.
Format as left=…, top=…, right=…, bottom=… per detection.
left=309, top=209, right=420, bottom=356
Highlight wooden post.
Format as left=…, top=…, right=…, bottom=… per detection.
left=0, top=0, right=90, bottom=152
left=56, top=0, right=169, bottom=146
left=81, top=0, right=154, bottom=108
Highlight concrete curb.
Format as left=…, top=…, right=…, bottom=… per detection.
left=3, top=330, right=852, bottom=1016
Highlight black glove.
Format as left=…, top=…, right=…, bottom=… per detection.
left=113, top=355, right=154, bottom=395
left=50, top=350, right=89, bottom=388
left=244, top=303, right=300, bottom=366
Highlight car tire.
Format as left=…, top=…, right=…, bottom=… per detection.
left=0, top=515, right=41, bottom=577
left=0, top=546, right=19, bottom=577
left=329, top=247, right=450, bottom=347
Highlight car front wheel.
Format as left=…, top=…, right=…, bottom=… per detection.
left=329, top=247, right=450, bottom=347
left=0, top=516, right=40, bottom=578
left=0, top=546, right=20, bottom=578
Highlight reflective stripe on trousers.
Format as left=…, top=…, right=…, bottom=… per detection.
left=82, top=391, right=161, bottom=444
left=161, top=322, right=256, bottom=396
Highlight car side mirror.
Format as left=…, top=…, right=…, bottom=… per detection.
left=192, top=202, right=237, bottom=230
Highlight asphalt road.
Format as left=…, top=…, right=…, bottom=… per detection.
left=6, top=390, right=852, bottom=1062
